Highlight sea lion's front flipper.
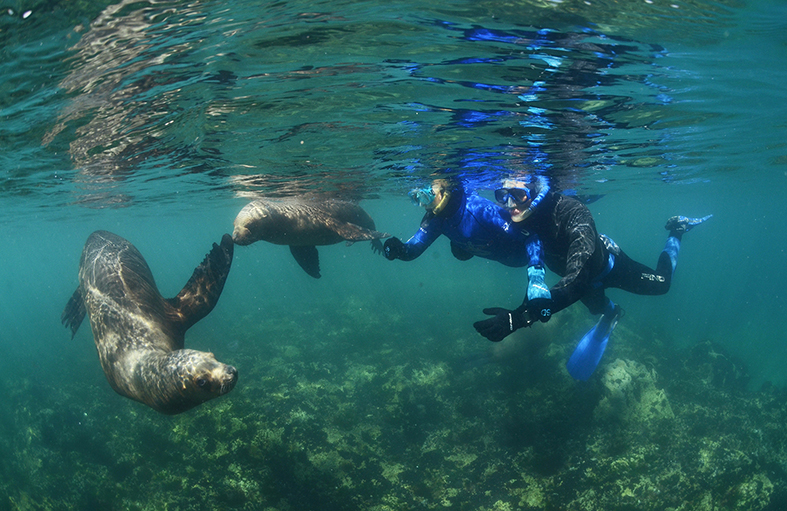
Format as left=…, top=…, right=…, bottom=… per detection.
left=61, top=288, right=86, bottom=339
left=167, top=233, right=234, bottom=335
left=289, top=245, right=321, bottom=278
left=322, top=216, right=391, bottom=242
left=370, top=239, right=383, bottom=254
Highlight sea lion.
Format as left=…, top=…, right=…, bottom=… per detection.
left=232, top=198, right=390, bottom=278
left=61, top=230, right=237, bottom=415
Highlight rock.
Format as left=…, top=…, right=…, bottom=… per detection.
left=594, top=358, right=674, bottom=424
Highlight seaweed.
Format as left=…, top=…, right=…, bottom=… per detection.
left=3, top=297, right=783, bottom=510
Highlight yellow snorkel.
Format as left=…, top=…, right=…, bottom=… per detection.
left=429, top=178, right=454, bottom=216
left=409, top=178, right=460, bottom=217
left=431, top=189, right=451, bottom=215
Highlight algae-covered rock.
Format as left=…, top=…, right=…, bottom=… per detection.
left=686, top=340, right=750, bottom=391
left=595, top=358, right=674, bottom=424
left=732, top=473, right=773, bottom=510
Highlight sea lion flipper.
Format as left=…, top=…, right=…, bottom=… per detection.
left=321, top=216, right=390, bottom=242
left=61, top=287, right=86, bottom=339
left=167, top=233, right=234, bottom=334
left=370, top=238, right=384, bottom=254
left=289, top=245, right=321, bottom=278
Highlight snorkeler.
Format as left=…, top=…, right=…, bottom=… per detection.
left=473, top=177, right=712, bottom=380
left=383, top=178, right=550, bottom=301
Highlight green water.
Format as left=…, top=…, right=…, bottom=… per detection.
left=1, top=0, right=786, bottom=509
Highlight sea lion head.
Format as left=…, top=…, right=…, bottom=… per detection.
left=232, top=201, right=275, bottom=245
left=145, top=349, right=238, bottom=415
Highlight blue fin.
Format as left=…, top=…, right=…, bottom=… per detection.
left=566, top=303, right=621, bottom=381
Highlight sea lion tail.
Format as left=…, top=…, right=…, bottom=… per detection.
left=167, top=233, right=234, bottom=333
left=61, top=288, right=86, bottom=339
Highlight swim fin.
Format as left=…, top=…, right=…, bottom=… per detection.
left=566, top=301, right=622, bottom=381
left=664, top=214, right=713, bottom=234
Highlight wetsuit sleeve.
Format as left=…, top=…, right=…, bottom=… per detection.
left=399, top=214, right=442, bottom=261
left=523, top=235, right=553, bottom=321
left=526, top=234, right=544, bottom=269
left=548, top=199, right=599, bottom=313
left=525, top=236, right=550, bottom=298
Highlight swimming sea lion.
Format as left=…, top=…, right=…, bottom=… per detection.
left=232, top=198, right=390, bottom=278
left=61, top=230, right=237, bottom=415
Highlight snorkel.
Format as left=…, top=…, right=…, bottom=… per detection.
left=409, top=179, right=457, bottom=216
left=431, top=188, right=452, bottom=215
left=528, top=175, right=549, bottom=212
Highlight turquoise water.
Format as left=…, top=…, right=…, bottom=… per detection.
left=2, top=0, right=787, bottom=509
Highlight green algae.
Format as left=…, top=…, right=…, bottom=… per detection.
left=3, top=296, right=786, bottom=510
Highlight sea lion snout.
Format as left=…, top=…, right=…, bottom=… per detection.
left=232, top=202, right=268, bottom=245
left=232, top=225, right=253, bottom=245
left=220, top=365, right=238, bottom=394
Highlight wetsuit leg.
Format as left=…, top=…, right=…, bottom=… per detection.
left=580, top=286, right=609, bottom=315
left=603, top=248, right=673, bottom=295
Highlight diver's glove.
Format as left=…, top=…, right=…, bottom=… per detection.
left=473, top=305, right=533, bottom=342
left=527, top=298, right=553, bottom=323
left=383, top=237, right=405, bottom=260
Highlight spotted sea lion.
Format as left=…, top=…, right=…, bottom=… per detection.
left=61, top=230, right=237, bottom=415
left=232, top=199, right=390, bottom=278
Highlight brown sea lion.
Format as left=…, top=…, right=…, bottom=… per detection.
left=232, top=198, right=390, bottom=278
left=61, top=230, right=237, bottom=415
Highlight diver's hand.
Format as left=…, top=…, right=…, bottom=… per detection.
left=383, top=237, right=405, bottom=260
left=473, top=307, right=531, bottom=342
left=527, top=298, right=553, bottom=323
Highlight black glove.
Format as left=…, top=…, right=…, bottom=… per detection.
left=473, top=306, right=532, bottom=342
left=527, top=298, right=553, bottom=323
left=383, top=237, right=405, bottom=260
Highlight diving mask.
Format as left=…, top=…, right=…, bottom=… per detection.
left=494, top=187, right=531, bottom=208
left=409, top=187, right=436, bottom=207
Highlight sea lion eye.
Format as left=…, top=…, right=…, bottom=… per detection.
left=196, top=377, right=208, bottom=388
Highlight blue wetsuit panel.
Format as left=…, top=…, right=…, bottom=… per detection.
left=402, top=195, right=533, bottom=268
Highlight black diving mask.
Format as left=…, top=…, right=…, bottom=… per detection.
left=494, top=187, right=530, bottom=206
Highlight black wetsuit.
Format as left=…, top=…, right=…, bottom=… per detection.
left=520, top=190, right=674, bottom=315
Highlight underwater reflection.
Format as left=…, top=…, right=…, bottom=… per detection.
left=44, top=0, right=235, bottom=207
